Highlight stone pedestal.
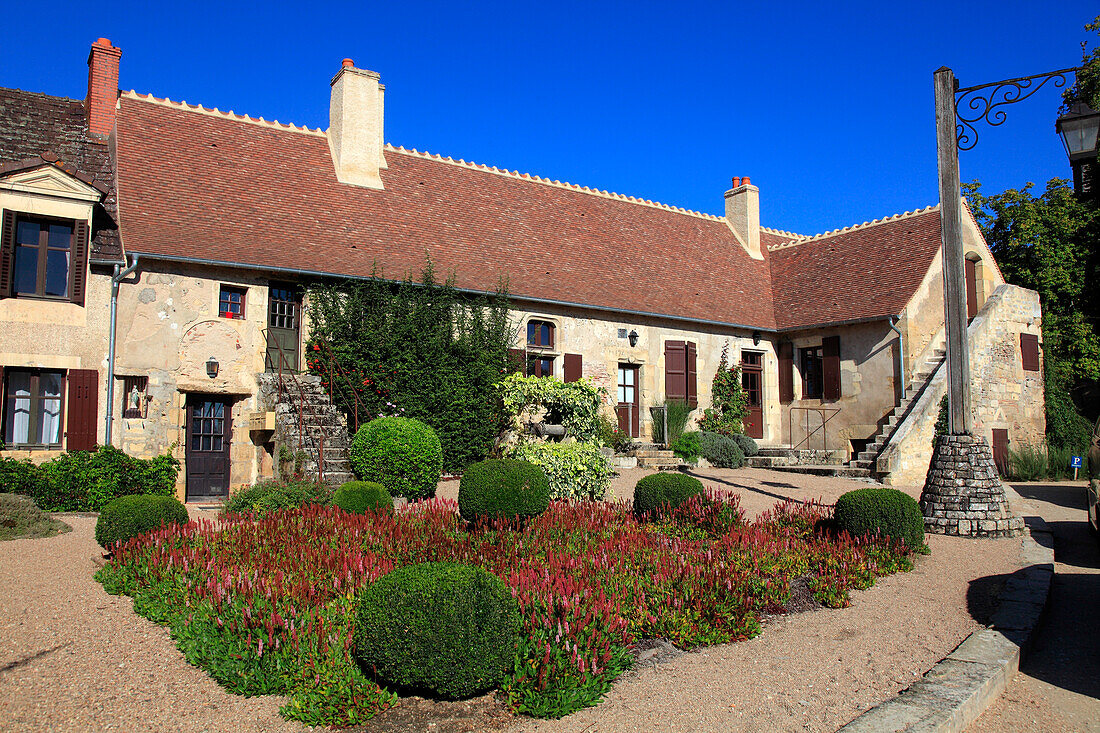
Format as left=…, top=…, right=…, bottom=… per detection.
left=920, top=434, right=1024, bottom=537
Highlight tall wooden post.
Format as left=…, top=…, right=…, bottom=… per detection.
left=934, top=66, right=972, bottom=435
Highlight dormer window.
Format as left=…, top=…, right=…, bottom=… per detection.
left=527, top=319, right=554, bottom=348
left=6, top=214, right=80, bottom=299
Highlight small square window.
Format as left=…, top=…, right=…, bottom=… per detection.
left=122, top=376, right=148, bottom=418
left=219, top=285, right=247, bottom=319
left=526, top=355, right=554, bottom=378
left=527, top=320, right=555, bottom=349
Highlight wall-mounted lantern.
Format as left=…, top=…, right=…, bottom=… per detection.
left=628, top=330, right=639, bottom=347
left=752, top=330, right=762, bottom=345
left=206, top=357, right=219, bottom=378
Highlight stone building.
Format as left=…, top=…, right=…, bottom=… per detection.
left=0, top=40, right=1045, bottom=500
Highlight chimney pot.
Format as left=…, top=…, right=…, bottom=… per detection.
left=342, top=58, right=355, bottom=68
left=731, top=176, right=741, bottom=188
left=95, top=37, right=112, bottom=47
left=742, top=176, right=751, bottom=186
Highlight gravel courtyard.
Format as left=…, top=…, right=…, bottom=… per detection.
left=1, top=468, right=1025, bottom=732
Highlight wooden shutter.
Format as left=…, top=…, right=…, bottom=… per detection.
left=71, top=219, right=89, bottom=306
left=66, top=368, right=99, bottom=451
left=778, top=342, right=793, bottom=403
left=563, top=353, right=583, bottom=382
left=0, top=210, right=15, bottom=299
left=507, top=348, right=526, bottom=374
left=685, top=341, right=698, bottom=407
left=822, top=335, right=841, bottom=401
left=664, top=340, right=686, bottom=401
left=1020, top=333, right=1040, bottom=372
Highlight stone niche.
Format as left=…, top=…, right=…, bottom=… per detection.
left=920, top=434, right=1024, bottom=537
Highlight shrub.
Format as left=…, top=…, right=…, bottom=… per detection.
left=335, top=481, right=393, bottom=515
left=696, top=342, right=746, bottom=435
left=0, top=493, right=71, bottom=541
left=633, top=472, right=705, bottom=519
left=349, top=417, right=442, bottom=501
left=670, top=431, right=701, bottom=462
left=223, top=480, right=333, bottom=517
left=95, top=494, right=189, bottom=549
left=834, top=488, right=924, bottom=551
left=596, top=413, right=632, bottom=453
left=730, top=433, right=759, bottom=457
left=510, top=441, right=613, bottom=501
left=459, top=459, right=549, bottom=524
left=0, top=458, right=42, bottom=496
left=699, top=432, right=745, bottom=468
left=355, top=562, right=521, bottom=699
left=1007, top=442, right=1049, bottom=481
left=502, top=374, right=605, bottom=443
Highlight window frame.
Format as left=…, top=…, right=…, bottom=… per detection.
left=526, top=354, right=555, bottom=378
left=800, top=346, right=824, bottom=400
left=2, top=367, right=67, bottom=449
left=526, top=319, right=555, bottom=349
left=11, top=214, right=74, bottom=300
left=218, top=285, right=247, bottom=320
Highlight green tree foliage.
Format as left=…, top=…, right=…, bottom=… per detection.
left=306, top=262, right=514, bottom=473
left=697, top=342, right=747, bottom=435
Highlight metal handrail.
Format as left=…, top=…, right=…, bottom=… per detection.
left=789, top=406, right=841, bottom=451
left=262, top=330, right=325, bottom=484
left=314, top=339, right=363, bottom=434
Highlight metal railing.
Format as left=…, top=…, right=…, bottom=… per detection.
left=648, top=405, right=670, bottom=447
left=313, top=339, right=363, bottom=434
left=789, top=406, right=841, bottom=451
left=615, top=404, right=641, bottom=442
left=263, top=331, right=325, bottom=484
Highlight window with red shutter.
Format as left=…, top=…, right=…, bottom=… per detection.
left=563, top=353, right=582, bottom=382
left=685, top=341, right=698, bottom=408
left=1020, top=333, right=1040, bottom=372
left=65, top=369, right=99, bottom=451
left=778, top=342, right=794, bottom=403
left=664, top=340, right=686, bottom=401
left=822, top=336, right=841, bottom=401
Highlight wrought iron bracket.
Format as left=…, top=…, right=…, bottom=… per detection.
left=955, top=67, right=1079, bottom=150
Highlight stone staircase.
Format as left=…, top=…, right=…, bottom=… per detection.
left=628, top=443, right=683, bottom=470
left=747, top=447, right=872, bottom=479
left=849, top=339, right=947, bottom=474
left=257, top=373, right=354, bottom=486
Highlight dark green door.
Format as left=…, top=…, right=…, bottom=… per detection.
left=265, top=284, right=302, bottom=373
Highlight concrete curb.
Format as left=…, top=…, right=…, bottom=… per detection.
left=836, top=517, right=1054, bottom=733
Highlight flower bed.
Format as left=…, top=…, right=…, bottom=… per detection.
left=95, top=491, right=911, bottom=726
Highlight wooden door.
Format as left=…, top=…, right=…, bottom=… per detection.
left=616, top=364, right=640, bottom=438
left=265, top=284, right=302, bottom=373
left=741, top=351, right=764, bottom=439
left=991, top=428, right=1009, bottom=477
left=186, top=397, right=231, bottom=501
left=965, top=259, right=978, bottom=321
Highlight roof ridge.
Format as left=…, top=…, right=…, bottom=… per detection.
left=121, top=90, right=327, bottom=137
left=386, top=144, right=732, bottom=224
left=760, top=225, right=805, bottom=239
left=0, top=86, right=83, bottom=105
left=765, top=204, right=940, bottom=251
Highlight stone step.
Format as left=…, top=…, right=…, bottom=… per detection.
left=766, top=465, right=872, bottom=479
left=745, top=455, right=793, bottom=468
left=630, top=449, right=676, bottom=458
left=637, top=457, right=683, bottom=469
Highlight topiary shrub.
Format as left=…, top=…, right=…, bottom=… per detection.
left=834, top=488, right=924, bottom=551
left=334, top=481, right=393, bottom=515
left=699, top=432, right=745, bottom=468
left=349, top=417, right=443, bottom=501
left=459, top=459, right=549, bottom=524
left=0, top=493, right=71, bottom=541
left=355, top=562, right=521, bottom=699
left=633, top=472, right=705, bottom=519
left=223, top=480, right=332, bottom=518
left=510, top=441, right=613, bottom=501
left=95, top=494, right=189, bottom=549
left=670, top=431, right=701, bottom=462
left=730, top=433, right=759, bottom=457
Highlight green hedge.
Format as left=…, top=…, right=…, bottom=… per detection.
left=633, top=472, right=705, bottom=519
left=349, top=417, right=442, bottom=501
left=458, top=459, right=549, bottom=524
left=510, top=441, right=613, bottom=501
left=730, top=433, right=759, bottom=457
left=699, top=432, right=745, bottom=468
left=95, top=494, right=189, bottom=549
left=223, top=480, right=333, bottom=517
left=0, top=446, right=179, bottom=512
left=834, top=488, right=925, bottom=551
left=355, top=562, right=521, bottom=699
left=335, top=481, right=393, bottom=515
left=670, top=431, right=701, bottom=462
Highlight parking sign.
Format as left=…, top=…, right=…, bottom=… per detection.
left=1071, top=455, right=1083, bottom=468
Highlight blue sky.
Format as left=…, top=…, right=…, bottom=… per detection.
left=1, top=1, right=1095, bottom=235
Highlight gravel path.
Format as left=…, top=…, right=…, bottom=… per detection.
left=2, top=468, right=1024, bottom=732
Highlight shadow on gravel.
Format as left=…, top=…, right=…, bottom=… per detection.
left=684, top=472, right=804, bottom=505
left=965, top=573, right=1007, bottom=625
left=0, top=642, right=70, bottom=674
left=1010, top=482, right=1088, bottom=512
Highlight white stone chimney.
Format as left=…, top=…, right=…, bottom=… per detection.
left=328, top=59, right=387, bottom=190
left=724, top=176, right=762, bottom=260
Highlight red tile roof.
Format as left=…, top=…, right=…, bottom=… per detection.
left=113, top=93, right=947, bottom=332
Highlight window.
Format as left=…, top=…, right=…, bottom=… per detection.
left=527, top=320, right=554, bottom=348
left=3, top=369, right=64, bottom=447
left=1020, top=333, right=1040, bottom=372
left=122, top=376, right=148, bottom=418
left=801, top=346, right=823, bottom=399
left=664, top=340, right=698, bottom=407
left=219, top=285, right=247, bottom=319
left=740, top=351, right=763, bottom=408
left=12, top=216, right=73, bottom=298
left=268, top=285, right=300, bottom=330
left=527, top=354, right=554, bottom=377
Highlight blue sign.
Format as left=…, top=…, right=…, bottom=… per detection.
left=1071, top=456, right=1083, bottom=468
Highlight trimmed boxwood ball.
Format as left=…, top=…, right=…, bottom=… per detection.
left=349, top=417, right=443, bottom=501
left=95, top=494, right=189, bottom=549
left=355, top=562, right=521, bottom=699
left=730, top=433, right=759, bottom=457
left=834, top=488, right=925, bottom=551
left=700, top=432, right=745, bottom=468
left=633, top=472, right=705, bottom=519
left=459, top=459, right=549, bottom=524
left=335, top=481, right=393, bottom=514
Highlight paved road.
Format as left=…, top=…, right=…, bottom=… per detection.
left=969, top=482, right=1100, bottom=733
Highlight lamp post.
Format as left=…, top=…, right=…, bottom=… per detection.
left=1056, top=100, right=1100, bottom=195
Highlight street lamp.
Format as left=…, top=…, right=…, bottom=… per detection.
left=1056, top=100, right=1100, bottom=195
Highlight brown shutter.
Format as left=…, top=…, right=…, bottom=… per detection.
left=1020, top=333, right=1040, bottom=372
left=563, top=353, right=582, bottom=382
left=71, top=219, right=90, bottom=306
left=664, top=340, right=686, bottom=401
left=0, top=210, right=15, bottom=299
left=66, top=368, right=99, bottom=451
left=822, top=335, right=841, bottom=401
left=778, top=342, right=793, bottom=403
left=507, top=348, right=526, bottom=374
left=685, top=341, right=698, bottom=408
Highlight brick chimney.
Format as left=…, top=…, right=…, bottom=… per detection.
left=327, top=58, right=387, bottom=190
left=724, top=176, right=762, bottom=260
left=86, top=38, right=122, bottom=139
